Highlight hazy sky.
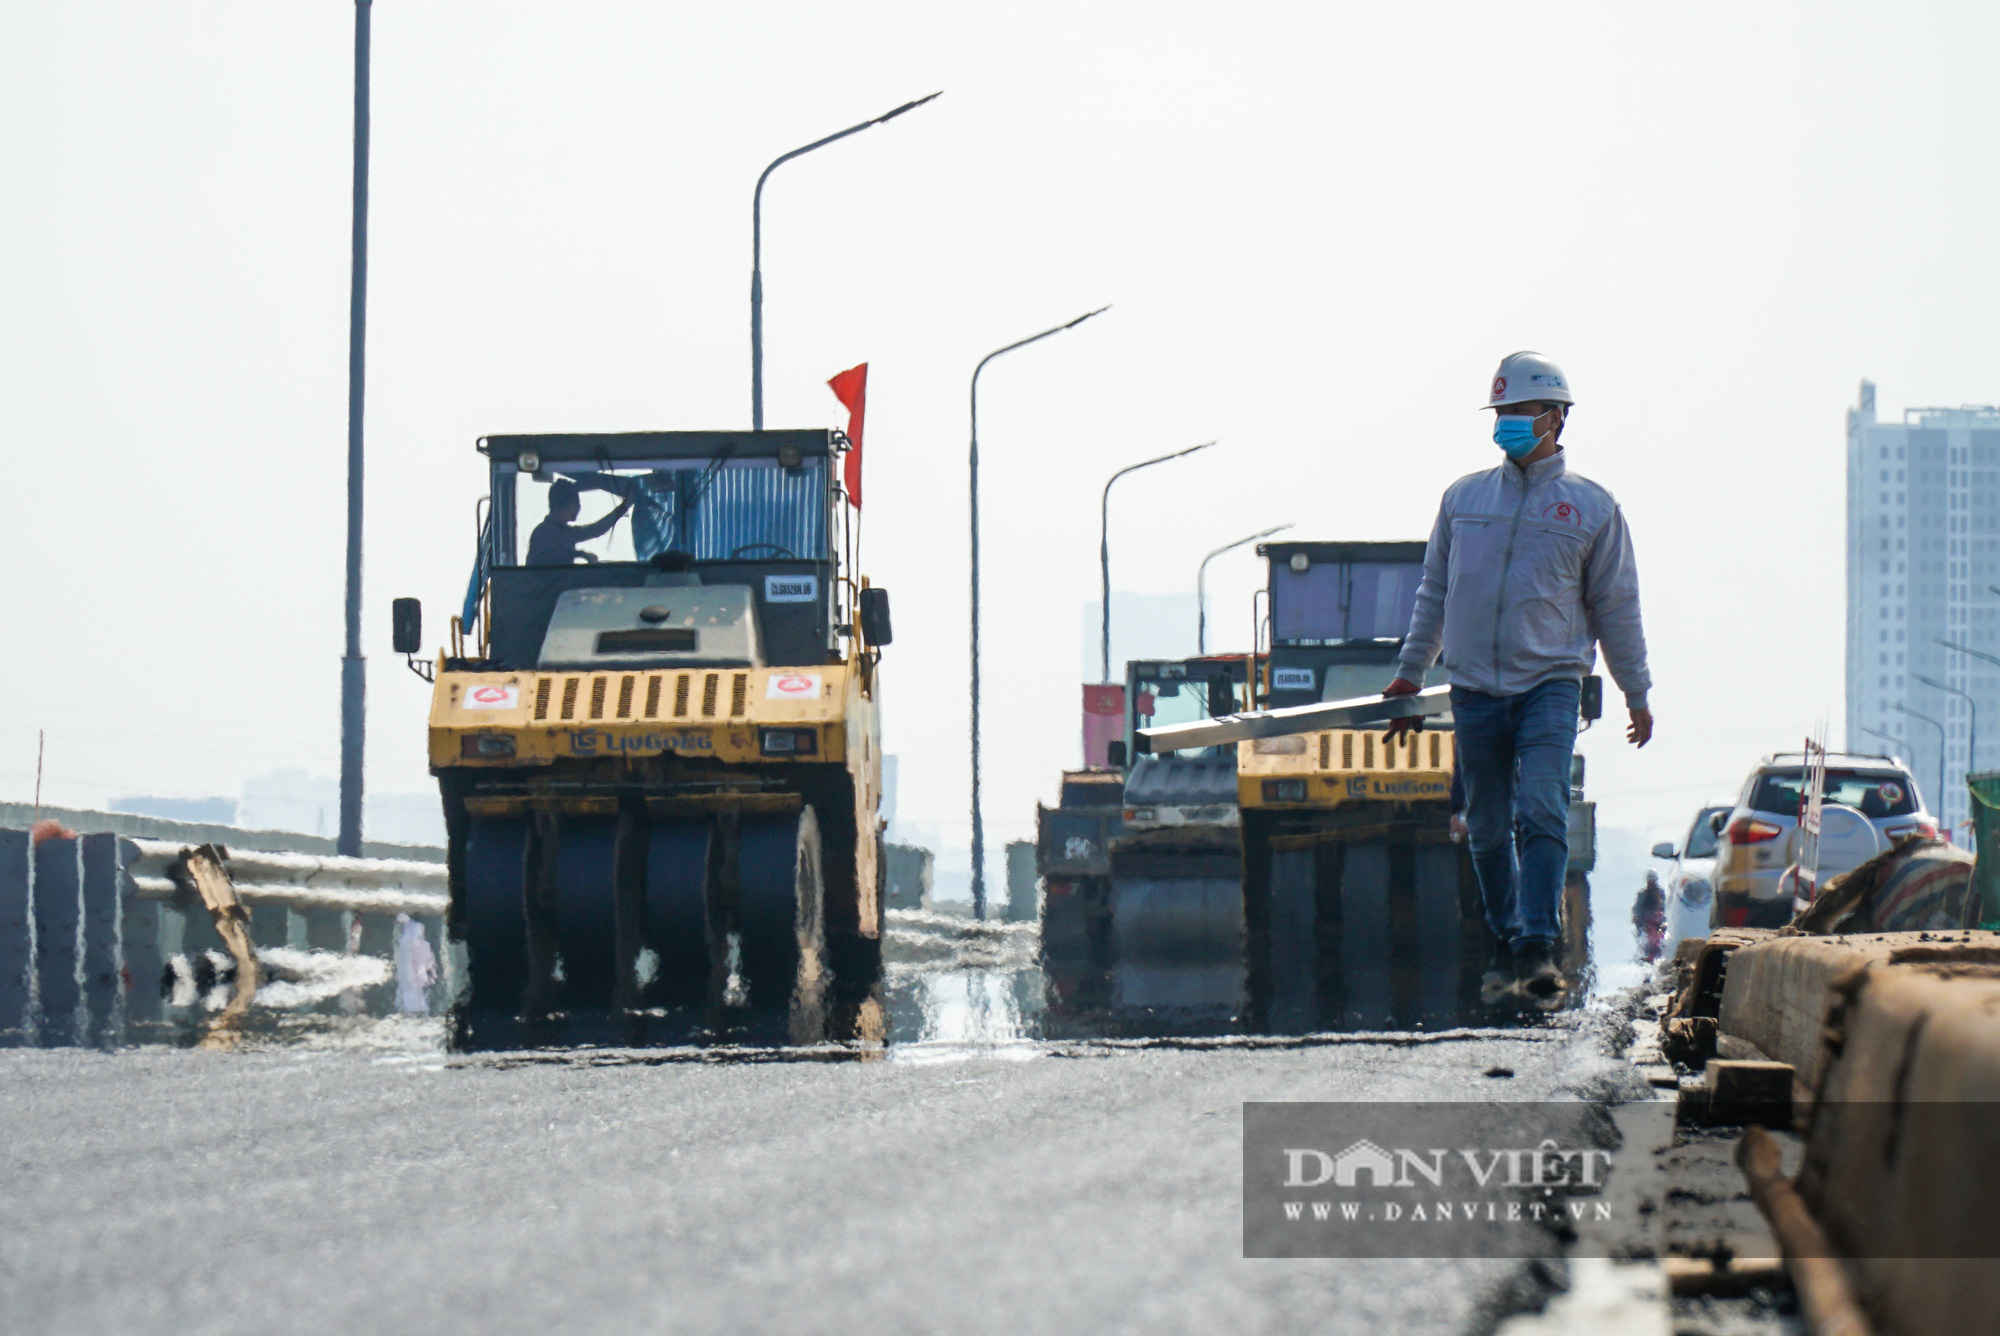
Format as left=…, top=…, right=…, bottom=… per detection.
left=4, top=2, right=1997, bottom=884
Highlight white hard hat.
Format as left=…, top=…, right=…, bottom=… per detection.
left=1485, top=351, right=1574, bottom=409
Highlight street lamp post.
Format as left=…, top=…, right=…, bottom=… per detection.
left=337, top=0, right=372, bottom=858
left=1937, top=637, right=2000, bottom=772
left=1891, top=702, right=1948, bottom=818
left=1197, top=524, right=1291, bottom=655
left=1098, top=442, right=1216, bottom=682
left=967, top=307, right=1108, bottom=919
left=750, top=93, right=940, bottom=430
left=1913, top=673, right=1976, bottom=792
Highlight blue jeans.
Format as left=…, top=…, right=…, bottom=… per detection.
left=1450, top=678, right=1579, bottom=949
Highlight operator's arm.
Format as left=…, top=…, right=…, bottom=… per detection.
left=1582, top=502, right=1654, bottom=744
left=572, top=497, right=634, bottom=542
left=1393, top=496, right=1453, bottom=689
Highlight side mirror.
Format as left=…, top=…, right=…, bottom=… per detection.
left=859, top=587, right=893, bottom=647
left=1579, top=674, right=1603, bottom=723
left=391, top=598, right=423, bottom=654
left=1106, top=740, right=1128, bottom=769
left=1650, top=841, right=1677, bottom=860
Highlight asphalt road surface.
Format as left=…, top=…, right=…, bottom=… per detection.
left=1, top=1011, right=1629, bottom=1336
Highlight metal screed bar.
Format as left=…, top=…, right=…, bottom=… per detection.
left=1136, top=685, right=1454, bottom=752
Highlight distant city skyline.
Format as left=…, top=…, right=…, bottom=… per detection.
left=1845, top=380, right=2000, bottom=835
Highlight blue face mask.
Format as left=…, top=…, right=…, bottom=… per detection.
left=1492, top=413, right=1543, bottom=459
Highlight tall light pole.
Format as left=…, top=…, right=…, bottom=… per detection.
left=750, top=92, right=940, bottom=430
left=338, top=0, right=372, bottom=858
left=1937, top=637, right=1999, bottom=772
left=1914, top=673, right=1976, bottom=793
left=1891, top=702, right=1947, bottom=818
left=1197, top=523, right=1291, bottom=655
left=967, top=306, right=1108, bottom=918
left=1098, top=443, right=1216, bottom=682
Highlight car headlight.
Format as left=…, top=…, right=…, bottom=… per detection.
left=461, top=733, right=516, bottom=759
left=1262, top=780, right=1307, bottom=802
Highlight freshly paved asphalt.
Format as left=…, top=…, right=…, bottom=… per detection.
left=1, top=1014, right=1628, bottom=1336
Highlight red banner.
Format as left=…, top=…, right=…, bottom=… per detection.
left=827, top=363, right=867, bottom=508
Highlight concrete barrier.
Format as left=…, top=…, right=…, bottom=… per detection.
left=0, top=829, right=31, bottom=1041
left=34, top=836, right=83, bottom=1047
left=1715, top=931, right=2000, bottom=1092
left=1794, top=964, right=2000, bottom=1333
left=0, top=828, right=453, bottom=1046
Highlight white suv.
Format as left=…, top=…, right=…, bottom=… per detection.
left=1711, top=753, right=1937, bottom=928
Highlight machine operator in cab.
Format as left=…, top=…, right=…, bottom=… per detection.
left=526, top=478, right=633, bottom=566
left=1383, top=351, right=1654, bottom=1001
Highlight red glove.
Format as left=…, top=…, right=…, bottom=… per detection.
left=1382, top=677, right=1423, bottom=742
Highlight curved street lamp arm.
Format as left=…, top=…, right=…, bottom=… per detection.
left=755, top=92, right=942, bottom=207
left=1938, top=637, right=2000, bottom=669
left=1914, top=673, right=1967, bottom=699
left=971, top=306, right=1111, bottom=393
left=1197, top=523, right=1293, bottom=655
left=750, top=92, right=942, bottom=428
left=1098, top=441, right=1217, bottom=681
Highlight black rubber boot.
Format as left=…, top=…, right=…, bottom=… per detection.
left=1514, top=938, right=1563, bottom=998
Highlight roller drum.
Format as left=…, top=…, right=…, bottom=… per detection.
left=462, top=817, right=530, bottom=1016
left=550, top=817, right=620, bottom=1009
left=643, top=820, right=713, bottom=1006
left=736, top=807, right=828, bottom=1033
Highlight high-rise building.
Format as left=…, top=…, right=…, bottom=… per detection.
left=1845, top=380, right=2000, bottom=840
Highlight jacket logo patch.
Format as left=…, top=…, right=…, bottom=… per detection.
left=1542, top=501, right=1583, bottom=524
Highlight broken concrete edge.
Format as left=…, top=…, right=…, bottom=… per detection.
left=1713, top=930, right=2000, bottom=1091
left=1697, top=932, right=2000, bottom=1335
left=1796, top=965, right=2000, bottom=1333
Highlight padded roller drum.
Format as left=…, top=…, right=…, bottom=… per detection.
left=643, top=820, right=713, bottom=1006
left=550, top=816, right=620, bottom=1009
left=736, top=807, right=828, bottom=1034
left=1109, top=876, right=1246, bottom=1015
left=463, top=817, right=530, bottom=1015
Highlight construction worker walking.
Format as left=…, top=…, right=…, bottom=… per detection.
left=1383, top=352, right=1653, bottom=1000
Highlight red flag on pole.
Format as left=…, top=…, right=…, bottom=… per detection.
left=827, top=362, right=867, bottom=508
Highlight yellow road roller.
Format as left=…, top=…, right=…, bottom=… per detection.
left=396, top=430, right=890, bottom=1041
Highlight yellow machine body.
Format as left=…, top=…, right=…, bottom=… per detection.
left=430, top=658, right=882, bottom=931
left=1237, top=728, right=1455, bottom=811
